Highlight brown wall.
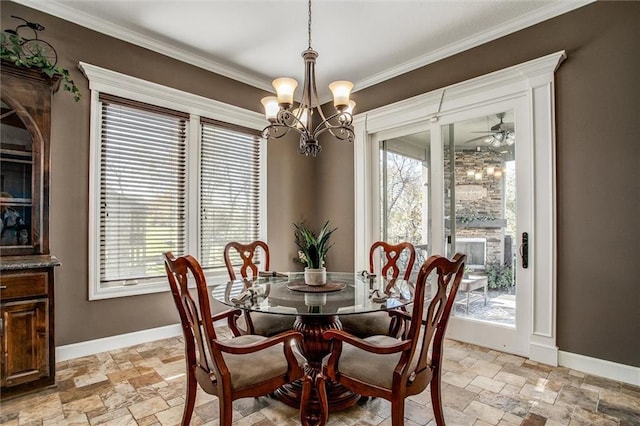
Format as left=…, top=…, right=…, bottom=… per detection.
left=316, top=1, right=640, bottom=367
left=1, top=2, right=308, bottom=345
left=3, top=1, right=638, bottom=367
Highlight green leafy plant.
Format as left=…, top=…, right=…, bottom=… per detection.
left=1, top=32, right=81, bottom=101
left=456, top=212, right=497, bottom=225
left=293, top=220, right=337, bottom=269
left=485, top=262, right=514, bottom=289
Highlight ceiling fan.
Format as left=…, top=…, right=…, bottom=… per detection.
left=465, top=112, right=515, bottom=147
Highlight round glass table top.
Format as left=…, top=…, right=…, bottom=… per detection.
left=213, top=271, right=415, bottom=316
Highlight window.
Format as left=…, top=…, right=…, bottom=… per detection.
left=83, top=63, right=266, bottom=299
left=99, top=95, right=188, bottom=289
left=199, top=120, right=262, bottom=269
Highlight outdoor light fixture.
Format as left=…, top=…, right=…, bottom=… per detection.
left=261, top=0, right=355, bottom=157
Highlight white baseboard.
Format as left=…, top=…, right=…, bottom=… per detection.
left=529, top=342, right=559, bottom=366
left=56, top=324, right=182, bottom=362
left=559, top=350, right=640, bottom=387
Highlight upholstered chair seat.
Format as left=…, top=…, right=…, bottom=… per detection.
left=236, top=312, right=296, bottom=338
left=222, top=334, right=306, bottom=389
left=340, top=312, right=398, bottom=338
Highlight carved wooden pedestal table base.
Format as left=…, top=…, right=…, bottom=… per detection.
left=273, top=315, right=360, bottom=426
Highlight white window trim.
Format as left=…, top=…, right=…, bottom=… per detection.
left=80, top=62, right=267, bottom=300
left=352, top=51, right=565, bottom=364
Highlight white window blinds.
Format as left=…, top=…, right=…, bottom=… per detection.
left=199, top=119, right=261, bottom=270
left=99, top=94, right=187, bottom=288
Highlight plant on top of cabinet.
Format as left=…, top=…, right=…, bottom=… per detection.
left=0, top=15, right=80, bottom=101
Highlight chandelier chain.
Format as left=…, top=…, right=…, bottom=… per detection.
left=308, top=0, right=312, bottom=49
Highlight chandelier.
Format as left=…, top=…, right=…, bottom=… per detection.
left=261, top=0, right=355, bottom=157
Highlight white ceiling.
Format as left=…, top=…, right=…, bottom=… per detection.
left=15, top=0, right=592, bottom=101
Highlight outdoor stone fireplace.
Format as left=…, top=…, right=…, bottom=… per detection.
left=445, top=148, right=512, bottom=266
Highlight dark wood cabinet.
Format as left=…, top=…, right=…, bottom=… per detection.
left=1, top=62, right=61, bottom=398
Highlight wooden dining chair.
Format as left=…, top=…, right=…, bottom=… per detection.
left=320, top=253, right=466, bottom=426
left=339, top=241, right=416, bottom=338
left=163, top=252, right=306, bottom=426
left=223, top=241, right=296, bottom=336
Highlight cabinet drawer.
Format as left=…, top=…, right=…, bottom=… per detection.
left=0, top=273, right=48, bottom=299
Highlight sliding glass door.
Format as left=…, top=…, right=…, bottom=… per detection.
left=441, top=102, right=530, bottom=355
left=358, top=52, right=564, bottom=361
left=377, top=100, right=531, bottom=355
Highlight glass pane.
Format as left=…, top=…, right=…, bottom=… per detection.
left=199, top=124, right=262, bottom=270
left=379, top=131, right=431, bottom=280
left=0, top=99, right=33, bottom=247
left=99, top=101, right=187, bottom=288
left=443, top=111, right=516, bottom=326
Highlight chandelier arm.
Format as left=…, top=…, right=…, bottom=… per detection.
left=312, top=110, right=353, bottom=135
left=312, top=111, right=355, bottom=142
left=262, top=123, right=304, bottom=140
left=276, top=109, right=312, bottom=137
left=324, top=126, right=354, bottom=141
left=313, top=124, right=355, bottom=142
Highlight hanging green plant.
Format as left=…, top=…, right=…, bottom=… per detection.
left=1, top=17, right=81, bottom=101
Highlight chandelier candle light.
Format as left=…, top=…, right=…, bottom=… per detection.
left=261, top=0, right=355, bottom=157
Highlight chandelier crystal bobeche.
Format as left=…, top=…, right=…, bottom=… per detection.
left=261, top=0, right=355, bottom=157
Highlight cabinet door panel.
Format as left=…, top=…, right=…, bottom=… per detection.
left=1, top=300, right=48, bottom=387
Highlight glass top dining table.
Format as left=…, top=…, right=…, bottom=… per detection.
left=214, top=271, right=415, bottom=316
left=212, top=271, right=416, bottom=425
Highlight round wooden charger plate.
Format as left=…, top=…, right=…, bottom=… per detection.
left=287, top=280, right=346, bottom=293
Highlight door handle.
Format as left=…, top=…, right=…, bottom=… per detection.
left=520, top=232, right=529, bottom=269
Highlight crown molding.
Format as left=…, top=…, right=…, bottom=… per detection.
left=12, top=0, right=272, bottom=93
left=14, top=0, right=592, bottom=95
left=355, top=0, right=594, bottom=91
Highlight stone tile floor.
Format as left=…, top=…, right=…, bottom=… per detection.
left=1, top=328, right=638, bottom=425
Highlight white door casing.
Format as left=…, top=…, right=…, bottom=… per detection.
left=353, top=51, right=565, bottom=364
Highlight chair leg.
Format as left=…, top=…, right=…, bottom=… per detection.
left=300, top=375, right=312, bottom=426
left=182, top=367, right=197, bottom=426
left=430, top=366, right=446, bottom=425
left=391, top=400, right=405, bottom=426
left=300, top=373, right=328, bottom=426
left=316, top=373, right=328, bottom=426
left=219, top=394, right=234, bottom=426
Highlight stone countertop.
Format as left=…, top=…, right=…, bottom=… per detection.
left=0, top=255, right=61, bottom=271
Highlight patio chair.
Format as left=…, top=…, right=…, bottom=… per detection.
left=163, top=252, right=306, bottom=426
left=339, top=241, right=416, bottom=338
left=320, top=253, right=466, bottom=426
left=224, top=241, right=296, bottom=336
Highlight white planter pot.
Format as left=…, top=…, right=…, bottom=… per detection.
left=304, top=267, right=327, bottom=286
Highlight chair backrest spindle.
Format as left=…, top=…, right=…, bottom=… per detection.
left=224, top=241, right=270, bottom=281
left=369, top=241, right=416, bottom=280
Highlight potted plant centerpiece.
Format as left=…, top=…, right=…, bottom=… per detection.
left=294, top=220, right=336, bottom=286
